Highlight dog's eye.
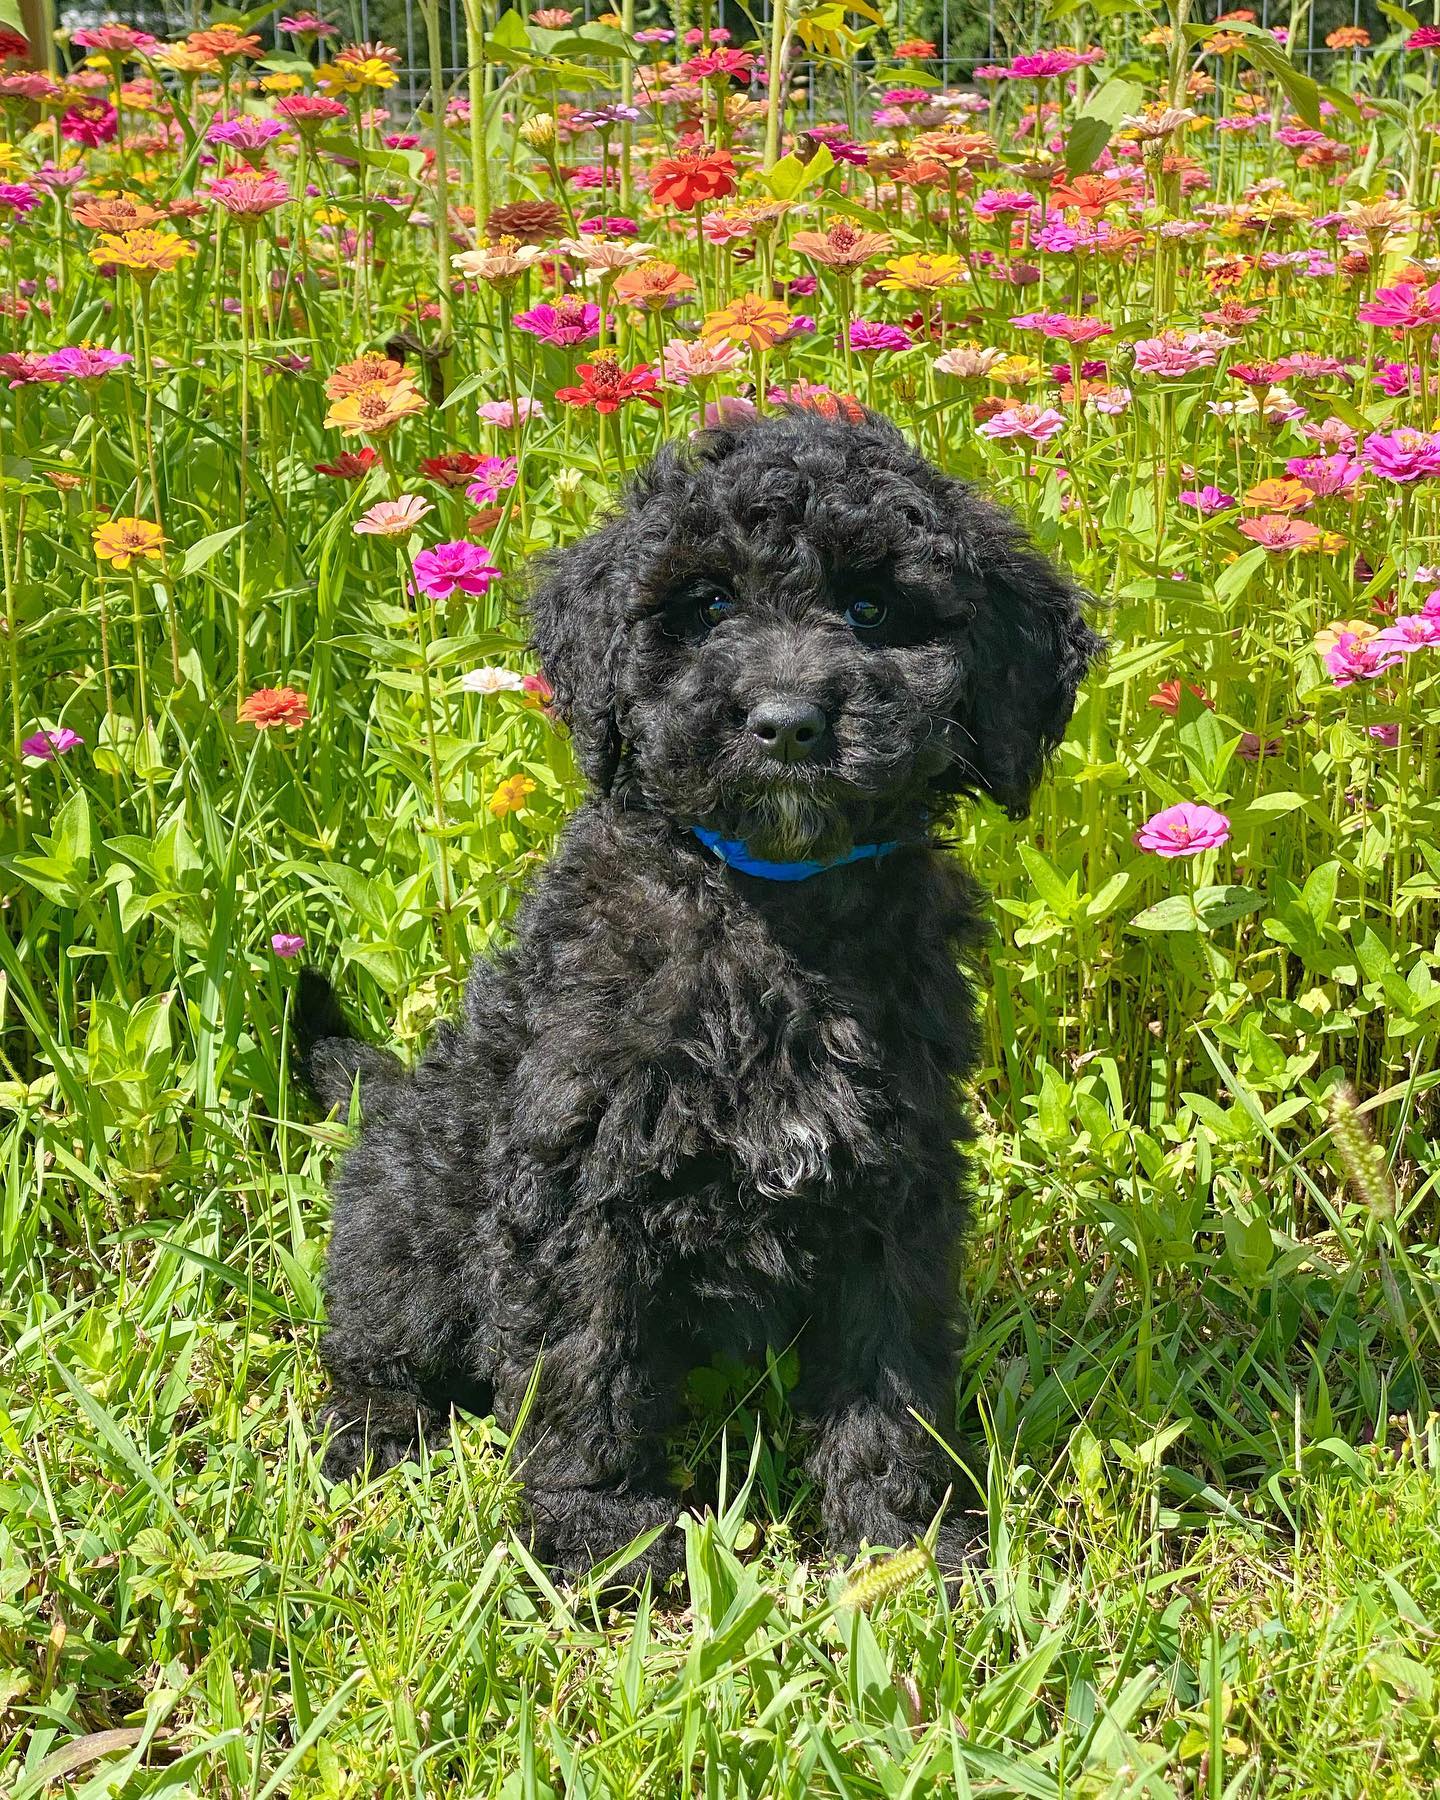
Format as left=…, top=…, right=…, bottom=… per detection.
left=845, top=598, right=888, bottom=630
left=698, top=589, right=735, bottom=628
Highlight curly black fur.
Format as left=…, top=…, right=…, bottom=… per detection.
left=299, top=407, right=1102, bottom=1585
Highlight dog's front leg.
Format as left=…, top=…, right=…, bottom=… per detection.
left=798, top=1222, right=982, bottom=1570
left=495, top=1228, right=686, bottom=1588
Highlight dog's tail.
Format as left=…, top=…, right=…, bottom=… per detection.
left=292, top=968, right=404, bottom=1113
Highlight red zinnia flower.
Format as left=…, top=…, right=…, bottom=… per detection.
left=1147, top=680, right=1213, bottom=716
left=420, top=451, right=485, bottom=489
left=554, top=356, right=662, bottom=414
left=315, top=448, right=380, bottom=479
left=649, top=146, right=737, bottom=211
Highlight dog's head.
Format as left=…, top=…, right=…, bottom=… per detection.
left=529, top=408, right=1102, bottom=860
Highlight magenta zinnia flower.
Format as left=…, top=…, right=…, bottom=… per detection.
left=1356, top=281, right=1440, bottom=333
left=271, top=932, right=307, bottom=958
left=1324, top=632, right=1402, bottom=686
left=848, top=320, right=911, bottom=354
left=1372, top=613, right=1440, bottom=656
left=22, top=726, right=84, bottom=760
left=1178, top=484, right=1236, bottom=513
left=0, top=183, right=38, bottom=218
left=513, top=298, right=605, bottom=348
left=1361, top=428, right=1440, bottom=483
left=1135, top=802, right=1230, bottom=857
left=1285, top=454, right=1362, bottom=498
left=411, top=540, right=503, bottom=600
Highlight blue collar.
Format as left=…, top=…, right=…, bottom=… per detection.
left=691, top=825, right=900, bottom=882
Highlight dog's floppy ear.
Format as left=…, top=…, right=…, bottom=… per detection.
left=952, top=496, right=1103, bottom=819
left=527, top=515, right=631, bottom=793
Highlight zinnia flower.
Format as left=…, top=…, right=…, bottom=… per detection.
left=1237, top=514, right=1321, bottom=551
left=977, top=405, right=1066, bottom=442
left=325, top=379, right=427, bottom=435
left=1135, top=802, right=1231, bottom=856
left=554, top=356, right=661, bottom=413
left=22, top=726, right=84, bottom=761
left=876, top=252, right=965, bottom=293
left=1323, top=631, right=1403, bottom=686
left=848, top=320, right=911, bottom=353
left=1361, top=428, right=1440, bottom=483
left=315, top=449, right=380, bottom=480
left=462, top=666, right=526, bottom=695
left=411, top=540, right=503, bottom=600
left=701, top=295, right=793, bottom=351
left=1356, top=281, right=1440, bottom=332
left=88, top=228, right=196, bottom=278
left=464, top=456, right=519, bottom=506
left=512, top=297, right=605, bottom=347
left=1179, top=484, right=1237, bottom=513
left=205, top=169, right=289, bottom=218
left=93, top=516, right=165, bottom=568
left=789, top=219, right=894, bottom=270
left=238, top=686, right=311, bottom=729
left=649, top=146, right=737, bottom=209
left=271, top=932, right=307, bottom=958
left=43, top=345, right=132, bottom=380
left=354, top=493, right=432, bottom=536
left=489, top=773, right=537, bottom=817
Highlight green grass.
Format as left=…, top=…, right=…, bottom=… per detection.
left=4, top=1082, right=1439, bottom=1796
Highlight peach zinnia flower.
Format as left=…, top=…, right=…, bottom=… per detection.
left=354, top=494, right=433, bottom=536
left=89, top=228, right=196, bottom=278
left=93, top=516, right=165, bottom=568
left=789, top=219, right=894, bottom=271
left=238, top=686, right=311, bottom=730
left=324, top=379, right=427, bottom=435
left=72, top=192, right=163, bottom=232
left=701, top=295, right=793, bottom=351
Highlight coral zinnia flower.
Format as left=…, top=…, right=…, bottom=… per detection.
left=187, top=24, right=263, bottom=59
left=649, top=146, right=737, bottom=210
left=876, top=252, right=965, bottom=293
left=325, top=379, right=427, bottom=435
left=315, top=448, right=380, bottom=480
left=354, top=494, right=432, bottom=536
left=93, top=516, right=165, bottom=568
left=238, top=686, right=311, bottom=729
left=701, top=295, right=792, bottom=351
left=205, top=169, right=289, bottom=219
left=554, top=355, right=661, bottom=413
left=1237, top=514, right=1321, bottom=551
left=1147, top=680, right=1212, bottom=716
left=88, top=228, right=196, bottom=278
left=489, top=773, right=536, bottom=817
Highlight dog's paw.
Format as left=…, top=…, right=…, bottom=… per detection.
left=528, top=1489, right=684, bottom=1594
left=316, top=1389, right=436, bottom=1483
left=930, top=1511, right=988, bottom=1577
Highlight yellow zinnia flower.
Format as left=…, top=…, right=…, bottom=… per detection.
left=489, top=774, right=536, bottom=818
left=875, top=252, right=965, bottom=293
left=700, top=294, right=793, bottom=351
left=88, top=228, right=196, bottom=278
left=324, top=378, right=427, bottom=435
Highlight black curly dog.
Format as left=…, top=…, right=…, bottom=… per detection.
left=296, top=406, right=1100, bottom=1584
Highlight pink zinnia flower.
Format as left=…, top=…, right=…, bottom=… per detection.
left=1323, top=631, right=1404, bottom=686
left=22, top=725, right=83, bottom=761
left=1372, top=613, right=1440, bottom=655
left=1132, top=329, right=1224, bottom=378
left=44, top=345, right=132, bottom=380
left=977, top=405, right=1067, bottom=443
left=0, top=183, right=38, bottom=218
left=1361, top=428, right=1440, bottom=483
left=412, top=540, right=502, bottom=601
left=1356, top=281, right=1440, bottom=333
left=1012, top=310, right=1112, bottom=343
left=512, top=297, right=605, bottom=347
left=661, top=336, right=745, bottom=385
left=1135, top=802, right=1230, bottom=857
left=354, top=494, right=433, bottom=536
left=206, top=170, right=290, bottom=218
left=463, top=455, right=519, bottom=507
left=208, top=117, right=287, bottom=151
left=478, top=396, right=545, bottom=427
left=271, top=932, right=307, bottom=958
left=1285, top=454, right=1362, bottom=498
left=1178, top=484, right=1236, bottom=513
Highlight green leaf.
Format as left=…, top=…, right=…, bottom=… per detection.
left=1187, top=19, right=1324, bottom=129
left=487, top=8, right=534, bottom=54
left=1214, top=544, right=1268, bottom=604
left=1128, top=894, right=1199, bottom=933
left=1192, top=884, right=1263, bottom=929
left=761, top=142, right=834, bottom=201
left=51, top=787, right=92, bottom=873
left=176, top=523, right=247, bottom=578
left=1064, top=116, right=1113, bottom=178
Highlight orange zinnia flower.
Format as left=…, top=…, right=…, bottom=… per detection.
left=612, top=260, right=697, bottom=308
left=187, top=23, right=262, bottom=59
left=701, top=295, right=793, bottom=351
left=1243, top=477, right=1314, bottom=513
left=238, top=686, right=311, bottom=730
left=93, top=516, right=165, bottom=568
left=325, top=354, right=408, bottom=399
left=72, top=192, right=164, bottom=232
left=324, top=379, right=427, bottom=435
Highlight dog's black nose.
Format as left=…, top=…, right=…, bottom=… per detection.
left=747, top=696, right=828, bottom=762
